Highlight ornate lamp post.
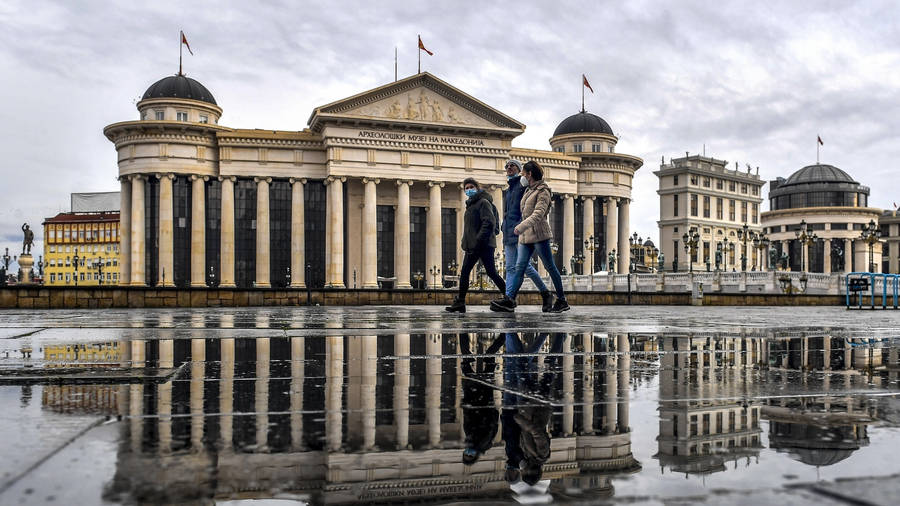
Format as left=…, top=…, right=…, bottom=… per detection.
left=73, top=252, right=80, bottom=287
left=682, top=227, right=700, bottom=273
left=571, top=253, right=584, bottom=279
left=551, top=241, right=564, bottom=275
left=413, top=271, right=424, bottom=290
left=648, top=246, right=659, bottom=272
left=859, top=219, right=881, bottom=273
left=285, top=266, right=291, bottom=287
left=628, top=233, right=643, bottom=273
left=736, top=223, right=757, bottom=272
left=1, top=247, right=13, bottom=286
left=37, top=255, right=44, bottom=279
left=208, top=265, right=216, bottom=287
left=94, top=256, right=105, bottom=285
left=429, top=265, right=441, bottom=288
left=584, top=236, right=599, bottom=281
left=795, top=219, right=819, bottom=272
left=446, top=259, right=458, bottom=288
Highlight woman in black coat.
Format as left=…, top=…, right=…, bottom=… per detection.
left=446, top=177, right=506, bottom=312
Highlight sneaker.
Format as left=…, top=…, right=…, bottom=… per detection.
left=540, top=291, right=553, bottom=313
left=550, top=298, right=570, bottom=313
left=462, top=447, right=481, bottom=465
left=490, top=296, right=516, bottom=312
left=445, top=297, right=466, bottom=313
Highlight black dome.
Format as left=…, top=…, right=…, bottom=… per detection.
left=553, top=112, right=613, bottom=137
left=783, top=164, right=856, bottom=186
left=142, top=74, right=217, bottom=105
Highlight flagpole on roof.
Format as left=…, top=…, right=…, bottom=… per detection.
left=581, top=76, right=585, bottom=113
left=179, top=30, right=183, bottom=76
left=395, top=47, right=398, bottom=81
left=417, top=34, right=421, bottom=74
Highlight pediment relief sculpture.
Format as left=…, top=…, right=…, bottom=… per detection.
left=346, top=88, right=493, bottom=127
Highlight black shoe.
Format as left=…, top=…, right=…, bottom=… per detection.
left=550, top=298, right=570, bottom=313
left=505, top=466, right=521, bottom=483
left=540, top=291, right=553, bottom=313
left=492, top=295, right=517, bottom=308
left=445, top=297, right=466, bottom=313
left=490, top=296, right=516, bottom=312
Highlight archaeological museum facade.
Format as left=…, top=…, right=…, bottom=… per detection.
left=104, top=72, right=642, bottom=289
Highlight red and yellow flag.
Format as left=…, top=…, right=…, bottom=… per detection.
left=583, top=74, right=594, bottom=93
left=181, top=30, right=193, bottom=55
left=418, top=35, right=433, bottom=56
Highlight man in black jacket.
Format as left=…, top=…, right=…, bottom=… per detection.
left=446, top=178, right=505, bottom=312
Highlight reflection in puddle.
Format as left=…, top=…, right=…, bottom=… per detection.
left=17, top=331, right=900, bottom=504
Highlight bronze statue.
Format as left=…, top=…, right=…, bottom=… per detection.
left=21, top=223, right=34, bottom=255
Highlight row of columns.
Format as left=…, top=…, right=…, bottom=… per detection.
left=774, top=237, right=855, bottom=273
left=120, top=173, right=632, bottom=289
left=119, top=174, right=308, bottom=288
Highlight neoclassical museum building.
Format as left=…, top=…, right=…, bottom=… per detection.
left=761, top=163, right=882, bottom=273
left=104, top=72, right=642, bottom=289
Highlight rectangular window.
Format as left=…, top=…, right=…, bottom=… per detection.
left=703, top=177, right=710, bottom=188
left=155, top=110, right=164, bottom=120
left=673, top=175, right=679, bottom=186
left=64, top=229, right=70, bottom=240
left=176, top=111, right=188, bottom=121
left=703, top=196, right=710, bottom=218
left=554, top=146, right=564, bottom=153
left=673, top=194, right=679, bottom=217
left=716, top=198, right=723, bottom=219
left=572, top=143, right=583, bottom=153
left=50, top=273, right=56, bottom=282
left=703, top=241, right=710, bottom=263
left=49, top=230, right=55, bottom=241
left=741, top=201, right=748, bottom=222
left=691, top=195, right=698, bottom=216
left=741, top=183, right=748, bottom=194
left=66, top=274, right=71, bottom=283
left=592, top=143, right=602, bottom=152
left=690, top=175, right=698, bottom=185
left=729, top=200, right=736, bottom=221
left=752, top=203, right=758, bottom=223
left=199, top=115, right=209, bottom=124
left=729, top=180, right=736, bottom=192
left=752, top=185, right=759, bottom=196
left=716, top=179, right=723, bottom=190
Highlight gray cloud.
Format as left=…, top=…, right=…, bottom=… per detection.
left=1, top=0, right=899, bottom=258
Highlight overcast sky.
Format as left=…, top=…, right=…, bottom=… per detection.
left=2, top=0, right=899, bottom=270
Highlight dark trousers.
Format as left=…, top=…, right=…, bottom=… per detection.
left=457, top=246, right=505, bottom=300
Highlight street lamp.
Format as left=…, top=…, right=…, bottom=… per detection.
left=285, top=266, right=291, bottom=287
left=754, top=233, right=769, bottom=271
left=413, top=270, right=424, bottom=290
left=628, top=233, right=643, bottom=272
left=37, top=255, right=44, bottom=278
left=682, top=227, right=700, bottom=273
left=94, top=256, right=104, bottom=285
left=736, top=223, right=758, bottom=272
left=795, top=219, right=819, bottom=273
left=209, top=265, right=216, bottom=287
left=429, top=265, right=440, bottom=288
left=584, top=235, right=599, bottom=285
left=571, top=253, right=584, bottom=277
left=648, top=246, right=659, bottom=272
left=73, top=252, right=80, bottom=287
left=859, top=219, right=881, bottom=273
left=1, top=248, right=13, bottom=286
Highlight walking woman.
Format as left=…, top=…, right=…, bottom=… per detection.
left=445, top=178, right=506, bottom=313
left=491, top=161, right=569, bottom=313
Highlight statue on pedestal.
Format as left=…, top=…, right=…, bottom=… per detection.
left=22, top=223, right=34, bottom=255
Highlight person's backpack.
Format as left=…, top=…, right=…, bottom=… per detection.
left=491, top=203, right=500, bottom=235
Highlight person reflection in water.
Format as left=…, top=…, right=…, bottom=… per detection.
left=459, top=333, right=504, bottom=465
left=502, top=332, right=564, bottom=485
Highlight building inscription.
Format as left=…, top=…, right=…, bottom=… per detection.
left=358, top=130, right=485, bottom=147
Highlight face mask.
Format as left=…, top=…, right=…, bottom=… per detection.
left=520, top=175, right=528, bottom=187
left=465, top=188, right=477, bottom=198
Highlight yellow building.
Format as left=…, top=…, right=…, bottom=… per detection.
left=42, top=212, right=121, bottom=286
left=43, top=341, right=121, bottom=366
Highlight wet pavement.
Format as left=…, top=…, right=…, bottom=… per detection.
left=0, top=305, right=899, bottom=505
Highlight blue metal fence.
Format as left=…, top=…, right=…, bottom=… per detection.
left=845, top=272, right=900, bottom=309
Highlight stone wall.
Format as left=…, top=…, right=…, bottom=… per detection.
left=0, top=286, right=875, bottom=309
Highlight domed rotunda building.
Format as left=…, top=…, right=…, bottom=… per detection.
left=104, top=70, right=642, bottom=289
left=761, top=163, right=881, bottom=273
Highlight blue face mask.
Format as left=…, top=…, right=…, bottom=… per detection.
left=465, top=188, right=478, bottom=198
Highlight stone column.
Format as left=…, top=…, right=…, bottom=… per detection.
left=290, top=337, right=305, bottom=450
left=426, top=182, right=443, bottom=289
left=394, top=333, right=411, bottom=448
left=491, top=186, right=504, bottom=256
left=158, top=174, right=175, bottom=286
left=190, top=176, right=206, bottom=286
left=256, top=337, right=270, bottom=449
left=618, top=198, right=630, bottom=274
left=190, top=338, right=205, bottom=449
left=605, top=198, right=618, bottom=271
left=130, top=175, right=146, bottom=286
left=325, top=178, right=345, bottom=288
left=563, top=194, right=575, bottom=274
left=426, top=334, right=442, bottom=447
left=158, top=380, right=172, bottom=454
left=220, top=338, right=234, bottom=450
left=325, top=334, right=344, bottom=451
left=582, top=333, right=595, bottom=433
left=395, top=181, right=412, bottom=288
left=361, top=178, right=379, bottom=288
left=255, top=177, right=271, bottom=288
left=456, top=186, right=465, bottom=276
left=290, top=179, right=306, bottom=288
left=360, top=335, right=377, bottom=450
left=583, top=197, right=595, bottom=273
left=823, top=239, right=832, bottom=274
left=131, top=339, right=146, bottom=368
left=844, top=238, right=853, bottom=273
left=604, top=336, right=617, bottom=433
left=119, top=177, right=132, bottom=285
left=617, top=334, right=630, bottom=432
left=129, top=383, right=143, bottom=452
left=562, top=335, right=575, bottom=435
left=220, top=176, right=236, bottom=287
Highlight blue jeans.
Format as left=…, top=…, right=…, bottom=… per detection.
left=504, top=243, right=548, bottom=293
left=505, top=240, right=565, bottom=300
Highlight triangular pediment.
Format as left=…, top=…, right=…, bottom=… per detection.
left=308, top=73, right=525, bottom=133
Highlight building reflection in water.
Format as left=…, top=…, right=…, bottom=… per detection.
left=31, top=326, right=897, bottom=504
